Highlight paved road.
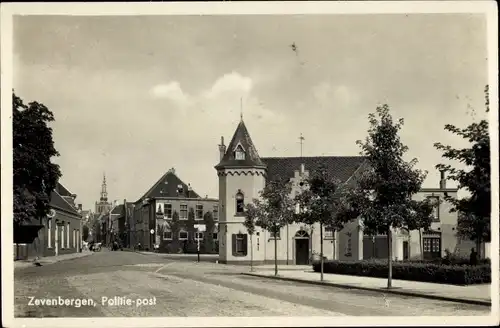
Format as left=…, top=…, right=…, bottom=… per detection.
left=14, top=251, right=490, bottom=317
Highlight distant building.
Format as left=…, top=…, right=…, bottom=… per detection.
left=215, top=119, right=472, bottom=265
left=14, top=182, right=83, bottom=260
left=95, top=173, right=112, bottom=215
left=133, top=168, right=218, bottom=252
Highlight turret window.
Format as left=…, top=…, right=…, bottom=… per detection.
left=236, top=191, right=244, bottom=214
left=235, top=145, right=245, bottom=160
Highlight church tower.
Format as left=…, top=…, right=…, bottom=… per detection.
left=95, top=173, right=112, bottom=215
left=215, top=119, right=267, bottom=264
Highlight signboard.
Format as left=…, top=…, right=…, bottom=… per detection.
left=193, top=224, right=206, bottom=232
left=150, top=229, right=155, bottom=234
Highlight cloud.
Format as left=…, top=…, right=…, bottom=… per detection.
left=202, top=72, right=253, bottom=99
left=150, top=81, right=191, bottom=105
left=313, top=82, right=354, bottom=109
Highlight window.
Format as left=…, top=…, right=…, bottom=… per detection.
left=179, top=231, right=188, bottom=240
left=212, top=232, right=218, bottom=241
left=163, top=230, right=173, bottom=240
left=324, top=227, right=334, bottom=239
left=232, top=233, right=247, bottom=256
left=180, top=204, right=188, bottom=220
left=165, top=203, right=172, bottom=219
left=213, top=205, right=219, bottom=221
left=196, top=204, right=203, bottom=220
left=156, top=204, right=163, bottom=214
left=270, top=229, right=281, bottom=239
left=73, top=229, right=76, bottom=248
left=61, top=222, right=65, bottom=249
left=195, top=232, right=204, bottom=240
left=67, top=222, right=70, bottom=249
left=427, top=196, right=440, bottom=222
left=47, top=219, right=52, bottom=248
left=235, top=145, right=245, bottom=160
left=236, top=192, right=244, bottom=214
left=423, top=237, right=441, bottom=259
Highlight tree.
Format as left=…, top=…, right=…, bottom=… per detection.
left=294, top=164, right=351, bottom=281
left=170, top=211, right=181, bottom=253
left=434, top=85, right=491, bottom=258
left=243, top=201, right=259, bottom=272
left=203, top=211, right=216, bottom=253
left=251, top=178, right=295, bottom=276
left=82, top=225, right=90, bottom=242
left=13, top=92, right=61, bottom=224
left=341, top=105, right=433, bottom=288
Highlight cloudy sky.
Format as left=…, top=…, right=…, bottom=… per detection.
left=13, top=14, right=488, bottom=210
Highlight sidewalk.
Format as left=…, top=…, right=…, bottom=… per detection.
left=243, top=269, right=492, bottom=306
left=14, top=251, right=93, bottom=270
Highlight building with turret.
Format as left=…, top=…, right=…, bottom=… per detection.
left=215, top=118, right=470, bottom=265
left=95, top=173, right=112, bottom=215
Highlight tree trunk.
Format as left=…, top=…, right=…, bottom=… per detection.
left=320, top=223, right=324, bottom=281
left=387, top=228, right=393, bottom=289
left=274, top=235, right=278, bottom=276
left=419, top=229, right=423, bottom=260
left=333, top=229, right=336, bottom=260
left=250, top=234, right=254, bottom=272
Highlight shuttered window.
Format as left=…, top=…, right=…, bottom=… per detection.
left=232, top=233, right=247, bottom=257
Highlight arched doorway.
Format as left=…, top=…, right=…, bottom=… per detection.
left=295, top=230, right=310, bottom=265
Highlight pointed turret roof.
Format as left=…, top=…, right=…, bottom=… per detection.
left=215, top=120, right=267, bottom=170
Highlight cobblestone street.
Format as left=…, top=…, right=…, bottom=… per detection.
left=14, top=251, right=491, bottom=318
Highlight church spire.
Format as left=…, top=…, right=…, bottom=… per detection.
left=100, top=172, right=108, bottom=201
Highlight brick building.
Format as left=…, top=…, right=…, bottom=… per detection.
left=14, top=182, right=83, bottom=260
left=216, top=119, right=472, bottom=265
left=133, top=168, right=219, bottom=253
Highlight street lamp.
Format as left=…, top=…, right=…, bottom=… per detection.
left=194, top=224, right=206, bottom=263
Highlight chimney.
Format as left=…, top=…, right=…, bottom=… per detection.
left=439, top=170, right=446, bottom=189
left=187, top=183, right=192, bottom=197
left=218, top=136, right=226, bottom=161
left=78, top=204, right=82, bottom=211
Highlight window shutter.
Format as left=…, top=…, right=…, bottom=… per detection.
left=242, top=234, right=248, bottom=256
left=231, top=234, right=237, bottom=256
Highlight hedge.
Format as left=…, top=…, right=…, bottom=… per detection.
left=312, top=259, right=491, bottom=285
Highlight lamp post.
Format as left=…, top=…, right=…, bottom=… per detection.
left=194, top=224, right=206, bottom=263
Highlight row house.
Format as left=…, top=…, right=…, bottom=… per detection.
left=133, top=168, right=219, bottom=253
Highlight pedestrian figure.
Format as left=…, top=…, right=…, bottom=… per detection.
left=469, top=248, right=478, bottom=266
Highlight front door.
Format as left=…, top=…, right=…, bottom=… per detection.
left=423, top=237, right=441, bottom=260
left=403, top=241, right=409, bottom=260
left=295, top=239, right=309, bottom=265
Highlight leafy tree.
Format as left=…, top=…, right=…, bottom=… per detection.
left=13, top=92, right=61, bottom=224
left=251, top=178, right=295, bottom=276
left=243, top=201, right=259, bottom=272
left=341, top=105, right=433, bottom=288
left=170, top=210, right=181, bottom=252
left=82, top=225, right=90, bottom=241
left=203, top=211, right=215, bottom=253
left=187, top=208, right=196, bottom=249
left=294, top=164, right=351, bottom=280
left=434, top=85, right=491, bottom=258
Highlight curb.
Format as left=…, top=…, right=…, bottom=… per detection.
left=14, top=252, right=94, bottom=270
left=242, top=273, right=491, bottom=307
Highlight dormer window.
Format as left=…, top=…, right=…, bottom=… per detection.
left=235, top=144, right=245, bottom=160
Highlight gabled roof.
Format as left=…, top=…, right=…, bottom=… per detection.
left=136, top=169, right=201, bottom=203
left=261, top=156, right=367, bottom=183
left=111, top=204, right=125, bottom=216
left=50, top=190, right=81, bottom=216
left=215, top=120, right=266, bottom=169
left=55, top=182, right=73, bottom=197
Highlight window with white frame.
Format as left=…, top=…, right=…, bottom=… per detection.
left=163, top=230, right=173, bottom=240
left=196, top=204, right=203, bottom=220
left=213, top=205, right=219, bottom=221
left=47, top=219, right=52, bottom=248
left=235, top=191, right=244, bottom=214
left=324, top=227, right=334, bottom=239
left=195, top=232, right=204, bottom=240
left=180, top=204, right=188, bottom=220
left=235, top=145, right=245, bottom=160
left=164, top=203, right=172, bottom=219
left=427, top=196, right=440, bottom=222
left=179, top=230, right=188, bottom=240
left=270, top=229, right=281, bottom=239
